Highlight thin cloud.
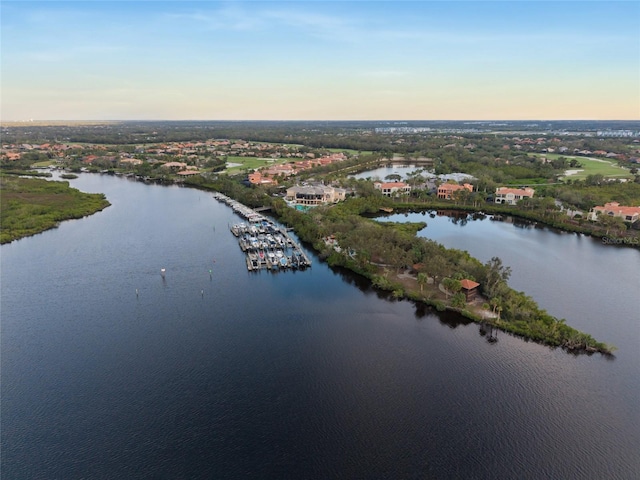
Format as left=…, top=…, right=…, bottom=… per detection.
left=263, top=9, right=357, bottom=38
left=166, top=5, right=362, bottom=42
left=166, top=6, right=265, bottom=31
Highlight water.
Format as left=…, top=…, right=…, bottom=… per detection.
left=350, top=164, right=474, bottom=183
left=350, top=163, right=426, bottom=181
left=2, top=175, right=639, bottom=479
left=380, top=211, right=639, bottom=354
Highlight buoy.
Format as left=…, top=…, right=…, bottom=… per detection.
left=136, top=288, right=139, bottom=297
left=201, top=289, right=204, bottom=297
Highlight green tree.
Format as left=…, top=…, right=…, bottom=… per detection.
left=451, top=292, right=467, bottom=308
left=598, top=214, right=626, bottom=236
left=490, top=297, right=501, bottom=314
left=443, top=278, right=462, bottom=298
left=417, top=273, right=428, bottom=293
left=424, top=255, right=449, bottom=281
left=484, top=257, right=511, bottom=299
left=585, top=174, right=605, bottom=186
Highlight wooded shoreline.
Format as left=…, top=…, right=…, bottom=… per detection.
left=0, top=175, right=110, bottom=244
left=0, top=171, right=617, bottom=355
left=192, top=175, right=616, bottom=356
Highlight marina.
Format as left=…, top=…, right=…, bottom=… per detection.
left=212, top=192, right=312, bottom=271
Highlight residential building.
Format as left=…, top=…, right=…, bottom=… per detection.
left=120, top=158, right=143, bottom=166
left=495, top=187, right=535, bottom=205
left=161, top=161, right=188, bottom=171
left=588, top=202, right=640, bottom=224
left=374, top=181, right=412, bottom=197
left=247, top=171, right=276, bottom=185
left=437, top=183, right=473, bottom=200
left=285, top=185, right=346, bottom=206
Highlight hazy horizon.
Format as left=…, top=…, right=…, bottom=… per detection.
left=3, top=119, right=640, bottom=124
left=2, top=1, right=639, bottom=122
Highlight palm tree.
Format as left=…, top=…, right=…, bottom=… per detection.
left=417, top=273, right=428, bottom=293
left=490, top=297, right=501, bottom=315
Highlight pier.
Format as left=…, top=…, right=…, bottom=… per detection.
left=212, top=192, right=312, bottom=271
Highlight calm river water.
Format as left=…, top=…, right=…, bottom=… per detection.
left=2, top=175, right=639, bottom=479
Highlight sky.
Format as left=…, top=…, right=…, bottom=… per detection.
left=1, top=1, right=639, bottom=121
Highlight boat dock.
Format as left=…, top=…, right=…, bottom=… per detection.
left=212, top=192, right=312, bottom=271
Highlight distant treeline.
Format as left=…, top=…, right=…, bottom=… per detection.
left=3, top=120, right=639, bottom=146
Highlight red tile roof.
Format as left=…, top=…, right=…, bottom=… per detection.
left=593, top=202, right=640, bottom=217
left=460, top=279, right=480, bottom=290
left=495, top=187, right=535, bottom=196
left=377, top=181, right=408, bottom=189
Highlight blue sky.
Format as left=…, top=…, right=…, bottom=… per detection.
left=2, top=1, right=638, bottom=120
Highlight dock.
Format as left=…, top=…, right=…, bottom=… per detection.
left=212, top=192, right=312, bottom=271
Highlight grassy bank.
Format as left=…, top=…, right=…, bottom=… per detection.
left=0, top=176, right=110, bottom=244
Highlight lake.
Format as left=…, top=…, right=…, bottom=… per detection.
left=1, top=175, right=638, bottom=479
left=350, top=164, right=474, bottom=183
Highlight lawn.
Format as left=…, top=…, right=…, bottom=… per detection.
left=31, top=160, right=57, bottom=168
left=533, top=153, right=633, bottom=180
left=223, top=156, right=289, bottom=175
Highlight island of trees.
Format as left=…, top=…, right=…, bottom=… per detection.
left=3, top=120, right=638, bottom=354
left=0, top=176, right=110, bottom=244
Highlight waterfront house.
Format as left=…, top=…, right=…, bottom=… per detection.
left=161, top=161, right=188, bottom=172
left=119, top=158, right=143, bottom=167
left=494, top=187, right=535, bottom=205
left=587, top=202, right=640, bottom=224
left=437, top=183, right=473, bottom=200
left=285, top=185, right=346, bottom=207
left=248, top=171, right=277, bottom=185
left=374, top=181, right=412, bottom=197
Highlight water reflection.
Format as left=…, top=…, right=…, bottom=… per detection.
left=331, top=263, right=477, bottom=328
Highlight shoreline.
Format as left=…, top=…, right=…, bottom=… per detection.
left=0, top=172, right=617, bottom=355
left=0, top=174, right=111, bottom=245
left=390, top=201, right=640, bottom=249
left=326, top=254, right=615, bottom=356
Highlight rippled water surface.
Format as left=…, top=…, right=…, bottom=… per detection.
left=2, top=175, right=638, bottom=479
